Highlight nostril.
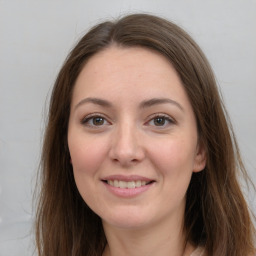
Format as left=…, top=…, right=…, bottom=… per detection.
left=111, top=156, right=140, bottom=166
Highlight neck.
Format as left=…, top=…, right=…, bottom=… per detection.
left=102, top=214, right=194, bottom=256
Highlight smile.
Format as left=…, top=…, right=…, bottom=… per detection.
left=106, top=180, right=151, bottom=189
left=102, top=175, right=155, bottom=197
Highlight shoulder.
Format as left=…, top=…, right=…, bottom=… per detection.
left=190, top=247, right=255, bottom=256
left=190, top=246, right=205, bottom=256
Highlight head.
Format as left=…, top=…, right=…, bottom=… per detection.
left=37, top=13, right=255, bottom=256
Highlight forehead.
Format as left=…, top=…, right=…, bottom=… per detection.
left=72, top=46, right=184, bottom=97
left=84, top=45, right=171, bottom=70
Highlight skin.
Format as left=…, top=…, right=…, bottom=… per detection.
left=68, top=46, right=206, bottom=256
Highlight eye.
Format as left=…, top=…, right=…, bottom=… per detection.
left=147, top=114, right=175, bottom=128
left=153, top=117, right=167, bottom=126
left=81, top=114, right=110, bottom=128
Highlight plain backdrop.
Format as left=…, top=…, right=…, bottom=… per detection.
left=0, top=1, right=255, bottom=255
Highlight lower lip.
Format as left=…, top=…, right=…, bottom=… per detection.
left=102, top=182, right=154, bottom=198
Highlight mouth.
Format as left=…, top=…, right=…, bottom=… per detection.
left=101, top=176, right=155, bottom=197
left=102, top=180, right=155, bottom=189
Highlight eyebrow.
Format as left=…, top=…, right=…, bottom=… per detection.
left=74, top=97, right=113, bottom=110
left=74, top=97, right=184, bottom=111
left=139, top=98, right=184, bottom=111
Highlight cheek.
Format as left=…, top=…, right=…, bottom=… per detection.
left=147, top=136, right=198, bottom=202
left=145, top=138, right=196, bottom=214
left=68, top=135, right=109, bottom=210
left=150, top=138, right=197, bottom=173
left=68, top=135, right=109, bottom=176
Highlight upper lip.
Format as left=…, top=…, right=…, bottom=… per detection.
left=102, top=175, right=154, bottom=182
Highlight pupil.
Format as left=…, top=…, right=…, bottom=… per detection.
left=154, top=117, right=165, bottom=126
left=93, top=117, right=104, bottom=125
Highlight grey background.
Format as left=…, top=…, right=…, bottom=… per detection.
left=0, top=0, right=255, bottom=255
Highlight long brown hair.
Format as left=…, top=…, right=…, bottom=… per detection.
left=35, top=13, right=255, bottom=256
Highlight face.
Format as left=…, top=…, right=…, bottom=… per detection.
left=68, top=46, right=206, bottom=230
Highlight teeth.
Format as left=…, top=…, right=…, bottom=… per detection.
left=119, top=181, right=126, bottom=188
left=128, top=181, right=135, bottom=188
left=107, top=180, right=149, bottom=188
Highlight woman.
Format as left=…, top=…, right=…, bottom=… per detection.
left=35, top=14, right=255, bottom=256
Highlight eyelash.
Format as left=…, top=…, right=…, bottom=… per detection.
left=80, top=113, right=175, bottom=129
left=146, top=114, right=175, bottom=128
left=81, top=114, right=111, bottom=128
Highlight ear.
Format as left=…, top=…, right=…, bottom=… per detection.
left=193, top=141, right=206, bottom=173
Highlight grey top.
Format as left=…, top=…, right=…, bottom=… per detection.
left=190, top=247, right=205, bottom=256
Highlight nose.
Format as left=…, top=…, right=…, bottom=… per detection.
left=108, top=121, right=145, bottom=167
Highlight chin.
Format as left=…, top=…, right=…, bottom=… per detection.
left=104, top=218, right=150, bottom=230
left=101, top=208, right=152, bottom=230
